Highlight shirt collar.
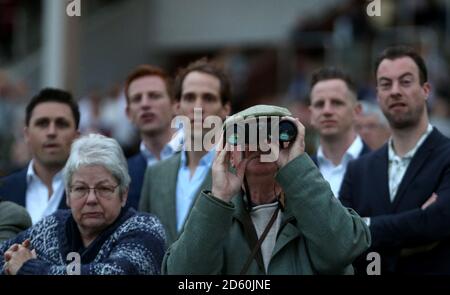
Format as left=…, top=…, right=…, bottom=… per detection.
left=26, top=160, right=36, bottom=183
left=346, top=135, right=364, bottom=159
left=167, top=129, right=184, bottom=152
left=139, top=141, right=154, bottom=162
left=180, top=146, right=216, bottom=168
left=26, top=160, right=63, bottom=184
left=317, top=135, right=364, bottom=165
left=139, top=129, right=184, bottom=163
left=388, top=124, right=433, bottom=161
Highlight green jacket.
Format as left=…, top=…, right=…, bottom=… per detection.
left=139, top=152, right=212, bottom=245
left=163, top=154, right=371, bottom=274
left=0, top=200, right=32, bottom=243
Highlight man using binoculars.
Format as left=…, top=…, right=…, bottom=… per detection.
left=162, top=105, right=370, bottom=274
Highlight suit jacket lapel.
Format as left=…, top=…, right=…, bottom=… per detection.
left=392, top=129, right=438, bottom=210
left=360, top=141, right=371, bottom=156
left=16, top=168, right=28, bottom=207
left=372, top=146, right=392, bottom=213
left=162, top=153, right=182, bottom=240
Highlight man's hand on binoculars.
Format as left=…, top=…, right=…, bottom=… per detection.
left=211, top=135, right=251, bottom=202
left=210, top=118, right=305, bottom=202
left=273, top=117, right=305, bottom=169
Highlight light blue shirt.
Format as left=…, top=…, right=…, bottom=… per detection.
left=175, top=148, right=215, bottom=232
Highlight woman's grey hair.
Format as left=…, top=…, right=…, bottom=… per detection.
left=63, top=133, right=131, bottom=195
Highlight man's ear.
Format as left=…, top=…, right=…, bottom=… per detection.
left=173, top=101, right=181, bottom=115
left=423, top=82, right=431, bottom=100
left=125, top=104, right=131, bottom=120
left=23, top=126, right=30, bottom=144
left=354, top=102, right=362, bottom=116
left=221, top=102, right=231, bottom=119
left=308, top=105, right=314, bottom=125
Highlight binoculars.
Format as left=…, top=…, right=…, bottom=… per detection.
left=225, top=118, right=297, bottom=147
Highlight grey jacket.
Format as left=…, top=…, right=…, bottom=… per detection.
left=139, top=152, right=212, bottom=245
left=0, top=200, right=31, bottom=243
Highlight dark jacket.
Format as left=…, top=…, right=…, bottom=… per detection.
left=0, top=208, right=166, bottom=275
left=0, top=166, right=67, bottom=209
left=340, top=128, right=450, bottom=274
left=126, top=153, right=147, bottom=209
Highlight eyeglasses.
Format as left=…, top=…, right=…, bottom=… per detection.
left=69, top=184, right=119, bottom=200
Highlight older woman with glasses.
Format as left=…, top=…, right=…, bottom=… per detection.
left=1, top=134, right=166, bottom=275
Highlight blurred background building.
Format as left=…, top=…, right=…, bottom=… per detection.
left=1, top=0, right=450, bottom=176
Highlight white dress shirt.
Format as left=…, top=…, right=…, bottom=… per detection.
left=317, top=136, right=364, bottom=197
left=26, top=160, right=65, bottom=224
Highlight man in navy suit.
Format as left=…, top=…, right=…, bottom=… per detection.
left=309, top=67, right=370, bottom=197
left=0, top=88, right=80, bottom=224
left=124, top=65, right=182, bottom=209
left=340, top=46, right=450, bottom=274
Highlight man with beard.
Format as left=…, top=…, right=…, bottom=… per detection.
left=0, top=88, right=80, bottom=224
left=340, top=46, right=450, bottom=274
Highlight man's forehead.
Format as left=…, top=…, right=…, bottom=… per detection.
left=30, top=102, right=74, bottom=120
left=312, top=78, right=349, bottom=91
left=377, top=57, right=419, bottom=79
left=310, top=79, right=354, bottom=102
left=129, top=75, right=166, bottom=91
left=182, top=71, right=221, bottom=90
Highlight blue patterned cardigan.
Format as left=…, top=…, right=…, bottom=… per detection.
left=0, top=208, right=166, bottom=275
